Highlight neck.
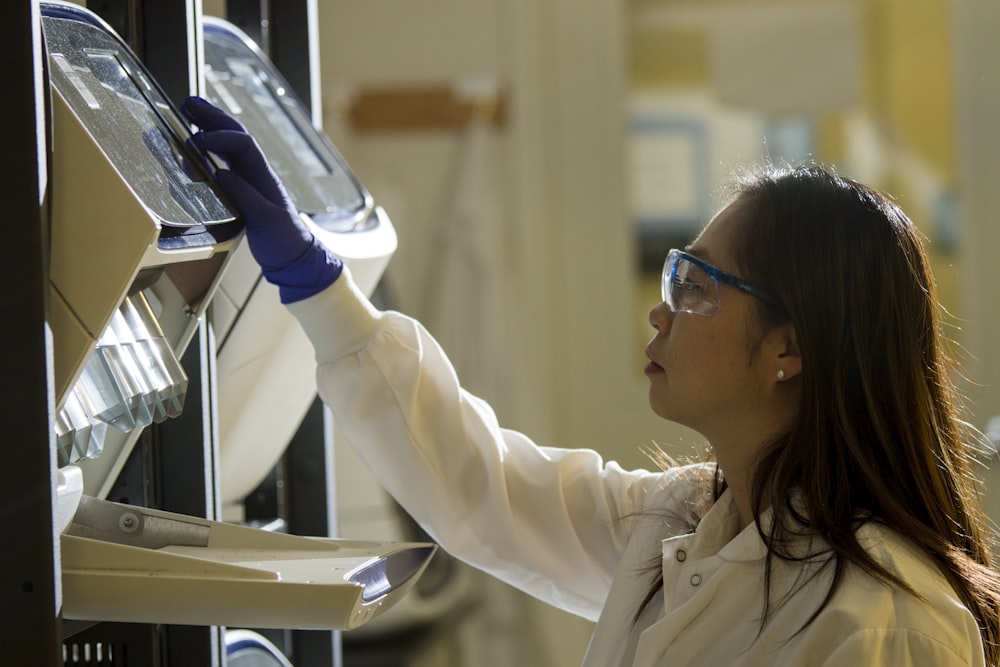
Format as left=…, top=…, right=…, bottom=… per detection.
left=706, top=419, right=790, bottom=530
left=708, top=390, right=799, bottom=529
left=714, top=448, right=757, bottom=530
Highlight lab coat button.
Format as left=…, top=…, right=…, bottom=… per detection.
left=676, top=549, right=687, bottom=562
left=690, top=574, right=702, bottom=586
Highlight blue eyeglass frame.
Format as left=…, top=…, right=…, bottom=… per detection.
left=663, top=249, right=782, bottom=313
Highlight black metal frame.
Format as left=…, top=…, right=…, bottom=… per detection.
left=153, top=319, right=226, bottom=666
left=1, top=0, right=62, bottom=664
left=284, top=399, right=341, bottom=665
left=269, top=1, right=316, bottom=117
left=226, top=0, right=270, bottom=56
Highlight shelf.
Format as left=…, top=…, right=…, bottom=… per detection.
left=62, top=497, right=437, bottom=630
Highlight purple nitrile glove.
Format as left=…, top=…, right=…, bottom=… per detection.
left=180, top=95, right=342, bottom=303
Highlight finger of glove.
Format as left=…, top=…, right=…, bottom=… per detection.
left=215, top=169, right=313, bottom=270
left=215, top=168, right=273, bottom=216
left=189, top=130, right=286, bottom=206
left=180, top=95, right=246, bottom=132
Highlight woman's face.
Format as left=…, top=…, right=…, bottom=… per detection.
left=644, top=201, right=776, bottom=441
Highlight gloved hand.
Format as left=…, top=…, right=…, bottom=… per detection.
left=180, top=95, right=342, bottom=303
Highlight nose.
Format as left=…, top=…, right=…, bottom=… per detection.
left=648, top=300, right=674, bottom=334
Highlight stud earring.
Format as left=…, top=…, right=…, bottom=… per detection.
left=777, top=370, right=786, bottom=381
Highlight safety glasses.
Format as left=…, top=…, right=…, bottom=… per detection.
left=661, top=249, right=781, bottom=316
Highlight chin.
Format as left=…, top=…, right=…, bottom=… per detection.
left=648, top=396, right=699, bottom=433
left=648, top=395, right=679, bottom=423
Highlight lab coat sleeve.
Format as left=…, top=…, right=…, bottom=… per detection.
left=819, top=628, right=980, bottom=666
left=286, top=270, right=703, bottom=621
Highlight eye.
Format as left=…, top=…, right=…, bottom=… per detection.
left=673, top=276, right=705, bottom=293
left=671, top=277, right=707, bottom=307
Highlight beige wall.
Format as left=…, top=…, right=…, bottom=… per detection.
left=954, top=0, right=1000, bottom=523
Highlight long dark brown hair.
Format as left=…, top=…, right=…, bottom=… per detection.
left=643, top=164, right=1000, bottom=662
left=740, top=163, right=999, bottom=657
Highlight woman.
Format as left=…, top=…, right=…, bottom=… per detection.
left=182, top=96, right=999, bottom=665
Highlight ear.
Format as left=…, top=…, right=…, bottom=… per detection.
left=770, top=322, right=802, bottom=381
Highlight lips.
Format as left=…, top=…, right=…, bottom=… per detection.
left=644, top=347, right=664, bottom=374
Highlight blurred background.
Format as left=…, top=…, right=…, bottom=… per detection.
left=225, top=0, right=999, bottom=664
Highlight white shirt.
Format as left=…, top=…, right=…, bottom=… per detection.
left=288, top=271, right=985, bottom=666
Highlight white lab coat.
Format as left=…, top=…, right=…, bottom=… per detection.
left=287, top=270, right=986, bottom=667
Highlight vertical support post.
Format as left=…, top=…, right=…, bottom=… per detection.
left=285, top=399, right=340, bottom=664
left=0, top=1, right=62, bottom=663
left=269, top=0, right=321, bottom=126
left=156, top=318, right=221, bottom=523
left=140, top=0, right=204, bottom=102
left=284, top=398, right=336, bottom=537
left=226, top=0, right=269, bottom=53
left=153, top=318, right=224, bottom=666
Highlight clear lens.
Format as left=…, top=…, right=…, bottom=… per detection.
left=661, top=250, right=720, bottom=316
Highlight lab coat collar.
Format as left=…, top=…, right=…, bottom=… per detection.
left=717, top=514, right=769, bottom=562
left=699, top=491, right=822, bottom=564
left=664, top=490, right=764, bottom=563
